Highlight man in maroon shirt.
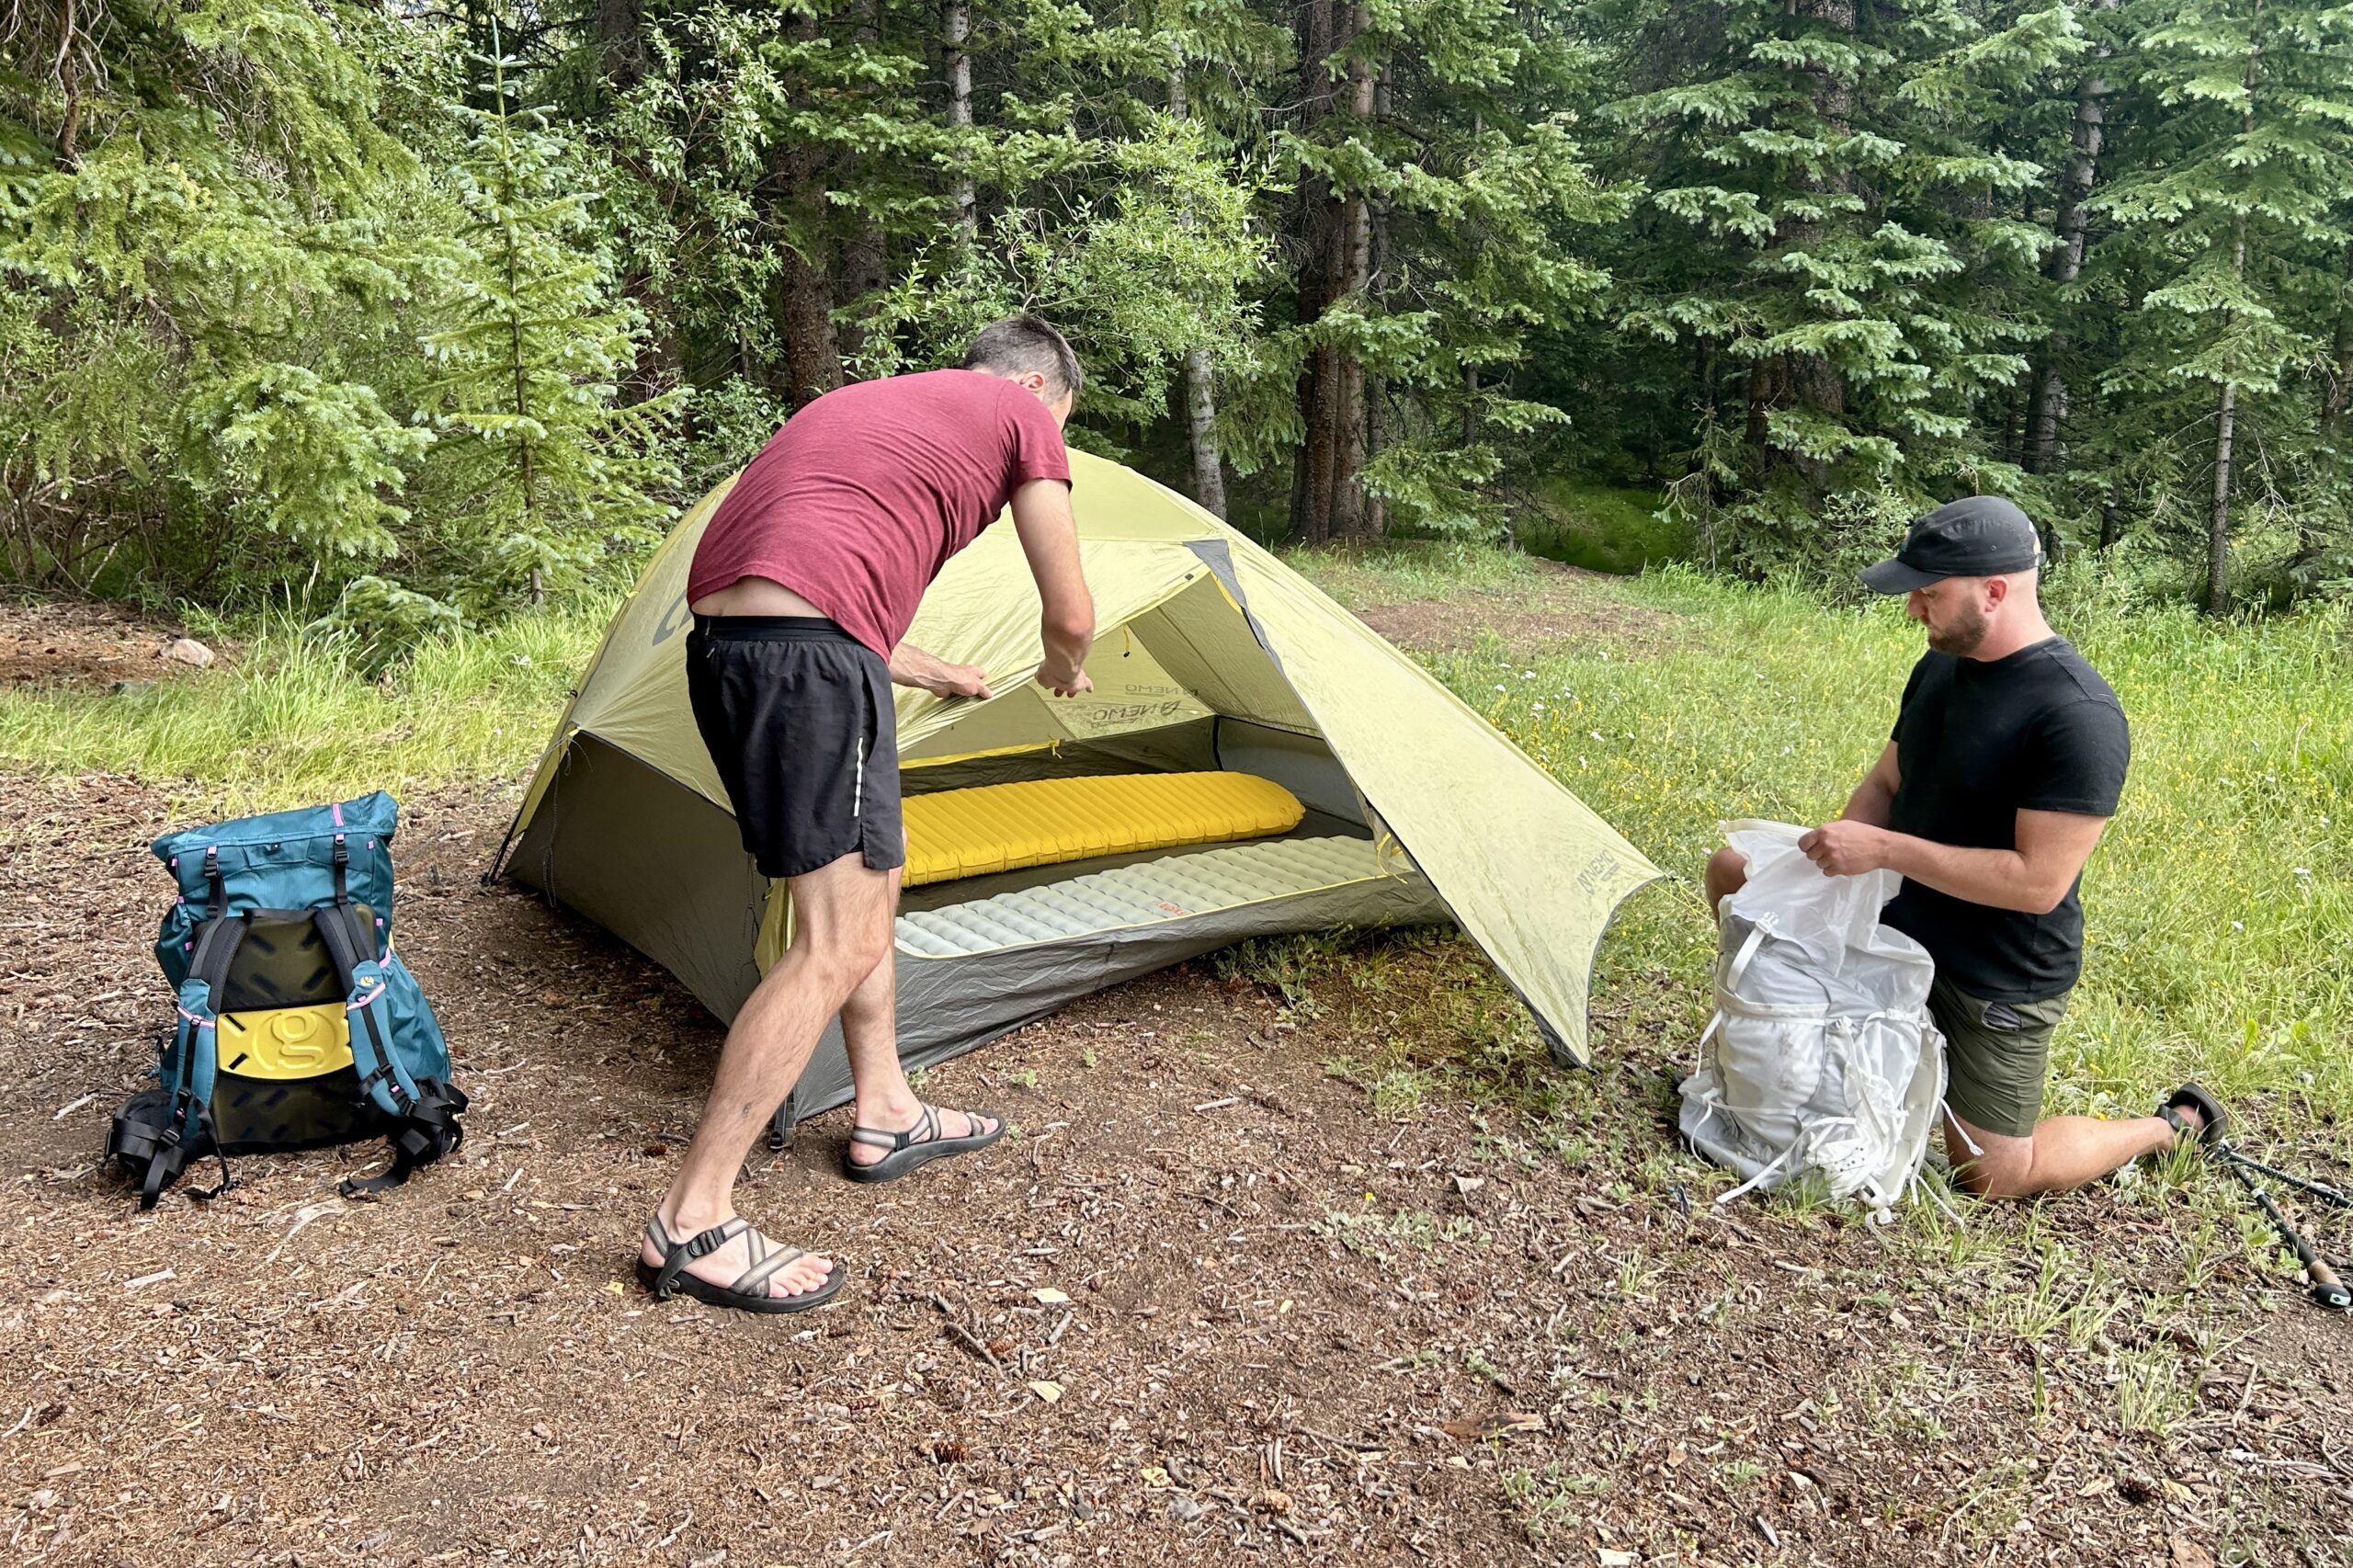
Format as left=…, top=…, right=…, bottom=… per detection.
left=636, top=318, right=1096, bottom=1314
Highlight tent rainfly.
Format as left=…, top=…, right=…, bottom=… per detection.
left=494, top=451, right=1660, bottom=1142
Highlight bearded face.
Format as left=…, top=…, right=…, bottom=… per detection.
left=1908, top=580, right=1993, bottom=656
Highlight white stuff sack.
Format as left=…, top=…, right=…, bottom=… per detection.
left=1678, top=820, right=1947, bottom=1219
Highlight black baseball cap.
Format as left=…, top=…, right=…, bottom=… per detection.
left=1859, top=495, right=2044, bottom=593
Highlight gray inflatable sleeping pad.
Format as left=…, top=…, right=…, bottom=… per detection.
left=895, top=835, right=1384, bottom=958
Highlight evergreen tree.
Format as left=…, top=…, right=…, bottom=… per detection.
left=414, top=38, right=677, bottom=615
left=1279, top=0, right=1623, bottom=543
left=1600, top=0, right=2078, bottom=569
left=2091, top=0, right=2353, bottom=608
left=0, top=0, right=436, bottom=590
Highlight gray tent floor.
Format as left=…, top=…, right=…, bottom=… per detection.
left=896, top=833, right=1399, bottom=958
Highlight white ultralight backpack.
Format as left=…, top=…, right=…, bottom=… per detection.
left=1678, top=820, right=1948, bottom=1220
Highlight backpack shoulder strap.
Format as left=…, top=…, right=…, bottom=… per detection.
left=309, top=906, right=420, bottom=1119
left=165, top=915, right=245, bottom=1131
left=308, top=909, right=467, bottom=1197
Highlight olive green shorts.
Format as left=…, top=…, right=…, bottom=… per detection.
left=1929, top=975, right=2073, bottom=1140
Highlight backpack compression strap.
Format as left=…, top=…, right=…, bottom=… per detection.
left=339, top=1077, right=469, bottom=1198
left=309, top=908, right=466, bottom=1197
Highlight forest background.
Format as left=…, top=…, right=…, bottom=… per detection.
left=6, top=0, right=2353, bottom=643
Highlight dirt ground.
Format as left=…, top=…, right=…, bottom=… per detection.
left=0, top=599, right=226, bottom=691
left=3, top=769, right=2349, bottom=1568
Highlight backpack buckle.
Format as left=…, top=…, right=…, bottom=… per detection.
left=162, top=1088, right=202, bottom=1147
left=358, top=1062, right=414, bottom=1114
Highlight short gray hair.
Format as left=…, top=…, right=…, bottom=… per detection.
left=962, top=315, right=1084, bottom=401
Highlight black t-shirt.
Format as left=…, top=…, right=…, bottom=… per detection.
left=1881, top=637, right=2130, bottom=1002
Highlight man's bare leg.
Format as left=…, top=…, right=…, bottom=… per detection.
left=837, top=911, right=998, bottom=1167
left=1945, top=1104, right=2198, bottom=1200
left=642, top=852, right=893, bottom=1296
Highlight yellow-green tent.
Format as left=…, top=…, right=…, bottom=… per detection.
left=496, top=451, right=1658, bottom=1139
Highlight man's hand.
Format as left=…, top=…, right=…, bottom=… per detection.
left=889, top=642, right=995, bottom=700
left=1036, top=664, right=1094, bottom=698
left=924, top=663, right=995, bottom=699
left=1799, top=819, right=1894, bottom=877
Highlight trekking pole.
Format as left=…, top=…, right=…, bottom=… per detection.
left=2216, top=1146, right=2353, bottom=1210
left=2222, top=1156, right=2351, bottom=1312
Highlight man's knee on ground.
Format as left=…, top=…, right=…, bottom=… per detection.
left=1704, top=846, right=1747, bottom=912
left=1949, top=1136, right=2039, bottom=1199
left=1943, top=1111, right=2042, bottom=1199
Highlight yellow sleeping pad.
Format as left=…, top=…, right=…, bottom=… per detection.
left=902, top=772, right=1306, bottom=888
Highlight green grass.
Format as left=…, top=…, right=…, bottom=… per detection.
left=1372, top=555, right=2353, bottom=1131
left=0, top=598, right=614, bottom=812
left=1279, top=536, right=1548, bottom=609
left=1516, top=475, right=1692, bottom=574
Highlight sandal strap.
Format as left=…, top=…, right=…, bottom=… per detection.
left=849, top=1103, right=945, bottom=1153
left=734, top=1236, right=814, bottom=1293
left=647, top=1216, right=745, bottom=1301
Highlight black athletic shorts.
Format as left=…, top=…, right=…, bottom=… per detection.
left=684, top=614, right=904, bottom=880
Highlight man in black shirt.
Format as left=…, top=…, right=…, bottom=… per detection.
left=1706, top=497, right=2222, bottom=1197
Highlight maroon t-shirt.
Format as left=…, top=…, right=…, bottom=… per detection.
left=688, top=369, right=1073, bottom=657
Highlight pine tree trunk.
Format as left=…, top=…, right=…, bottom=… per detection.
left=597, top=0, right=646, bottom=96
left=1287, top=0, right=1340, bottom=544
left=779, top=242, right=842, bottom=404
left=946, top=0, right=976, bottom=244
left=1167, top=65, right=1227, bottom=519
left=826, top=0, right=891, bottom=371
left=1289, top=2, right=1377, bottom=543
left=2028, top=0, right=2114, bottom=474
left=2210, top=11, right=2263, bottom=615
left=1744, top=0, right=1852, bottom=497
left=834, top=225, right=890, bottom=369
left=770, top=12, right=842, bottom=404
left=2209, top=226, right=2247, bottom=616
left=1183, top=347, right=1227, bottom=519
left=56, top=0, right=83, bottom=165
left=2326, top=298, right=2353, bottom=440
left=2210, top=377, right=2235, bottom=615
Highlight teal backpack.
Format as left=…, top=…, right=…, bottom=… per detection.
left=107, top=792, right=467, bottom=1206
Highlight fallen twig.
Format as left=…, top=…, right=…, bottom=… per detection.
left=932, top=1294, right=1006, bottom=1376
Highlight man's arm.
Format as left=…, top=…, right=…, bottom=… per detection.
left=1009, top=477, right=1094, bottom=696
left=1840, top=742, right=1901, bottom=827
left=888, top=643, right=994, bottom=700
left=1801, top=808, right=2109, bottom=915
